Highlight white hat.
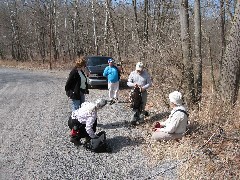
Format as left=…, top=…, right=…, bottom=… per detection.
left=169, top=91, right=183, bottom=106
left=95, top=98, right=107, bottom=109
left=136, top=62, right=144, bottom=71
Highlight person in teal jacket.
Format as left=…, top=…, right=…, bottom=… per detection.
left=103, top=59, right=120, bottom=104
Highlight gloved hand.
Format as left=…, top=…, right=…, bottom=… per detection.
left=152, top=122, right=164, bottom=131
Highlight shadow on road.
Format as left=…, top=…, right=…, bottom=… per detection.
left=106, top=135, right=145, bottom=153
left=98, top=121, right=128, bottom=129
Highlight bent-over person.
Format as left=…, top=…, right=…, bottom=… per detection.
left=68, top=99, right=107, bottom=145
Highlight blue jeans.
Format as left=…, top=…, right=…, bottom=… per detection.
left=71, top=92, right=85, bottom=112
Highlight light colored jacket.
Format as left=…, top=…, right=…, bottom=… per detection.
left=127, top=70, right=152, bottom=91
left=71, top=108, right=97, bottom=138
left=161, top=106, right=188, bottom=134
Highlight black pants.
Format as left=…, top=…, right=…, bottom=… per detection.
left=68, top=116, right=97, bottom=138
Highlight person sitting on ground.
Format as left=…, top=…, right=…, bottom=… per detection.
left=68, top=98, right=107, bottom=145
left=151, top=91, right=188, bottom=141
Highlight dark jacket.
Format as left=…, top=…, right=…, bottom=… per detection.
left=65, top=67, right=89, bottom=100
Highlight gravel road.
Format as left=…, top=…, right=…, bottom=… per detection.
left=0, top=67, right=176, bottom=180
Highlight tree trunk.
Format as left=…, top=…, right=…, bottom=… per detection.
left=49, top=0, right=53, bottom=69
left=208, top=36, right=217, bottom=93
left=194, top=0, right=202, bottom=102
left=104, top=0, right=109, bottom=55
left=91, top=0, right=98, bottom=55
left=219, top=0, right=226, bottom=70
left=52, top=0, right=59, bottom=61
left=106, top=0, right=121, bottom=63
left=143, top=0, right=149, bottom=44
left=132, top=0, right=140, bottom=43
left=219, top=1, right=240, bottom=105
left=143, top=0, right=149, bottom=61
left=179, top=0, right=195, bottom=105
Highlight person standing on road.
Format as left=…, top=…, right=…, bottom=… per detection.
left=151, top=91, right=188, bottom=141
left=65, top=57, right=89, bottom=112
left=103, top=58, right=121, bottom=105
left=127, top=62, right=152, bottom=122
left=68, top=99, right=107, bottom=145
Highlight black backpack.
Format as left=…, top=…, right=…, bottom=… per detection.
left=129, top=86, right=142, bottom=111
left=84, top=131, right=111, bottom=153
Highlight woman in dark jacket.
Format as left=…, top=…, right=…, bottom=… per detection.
left=65, top=57, right=89, bottom=111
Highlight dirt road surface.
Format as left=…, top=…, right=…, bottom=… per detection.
left=0, top=67, right=176, bottom=179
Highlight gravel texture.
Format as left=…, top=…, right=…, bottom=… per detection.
left=0, top=67, right=177, bottom=180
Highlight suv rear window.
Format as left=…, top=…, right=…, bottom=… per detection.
left=86, top=57, right=110, bottom=66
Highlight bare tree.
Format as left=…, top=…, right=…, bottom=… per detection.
left=194, top=0, right=202, bottom=102
left=33, top=0, right=48, bottom=64
left=219, top=0, right=226, bottom=69
left=143, top=0, right=149, bottom=44
left=132, top=0, right=140, bottom=44
left=219, top=1, right=240, bottom=105
left=0, top=0, right=236, bottom=81
left=91, top=0, right=98, bottom=54
left=6, top=1, right=23, bottom=61
left=103, top=0, right=109, bottom=55
left=106, top=0, right=121, bottom=62
left=51, top=0, right=60, bottom=62
left=179, top=0, right=195, bottom=105
left=143, top=0, right=149, bottom=60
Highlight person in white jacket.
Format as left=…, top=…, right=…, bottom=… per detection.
left=68, top=98, right=107, bottom=145
left=151, top=91, right=188, bottom=141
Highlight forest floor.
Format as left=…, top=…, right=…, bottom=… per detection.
left=0, top=59, right=239, bottom=179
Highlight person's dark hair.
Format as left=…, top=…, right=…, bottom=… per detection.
left=75, top=57, right=86, bottom=68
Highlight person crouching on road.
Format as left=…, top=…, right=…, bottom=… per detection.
left=103, top=58, right=121, bottom=105
left=151, top=91, right=188, bottom=141
left=68, top=99, right=107, bottom=145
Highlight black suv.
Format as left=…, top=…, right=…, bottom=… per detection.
left=85, top=56, right=114, bottom=86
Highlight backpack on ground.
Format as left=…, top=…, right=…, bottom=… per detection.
left=84, top=131, right=111, bottom=153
